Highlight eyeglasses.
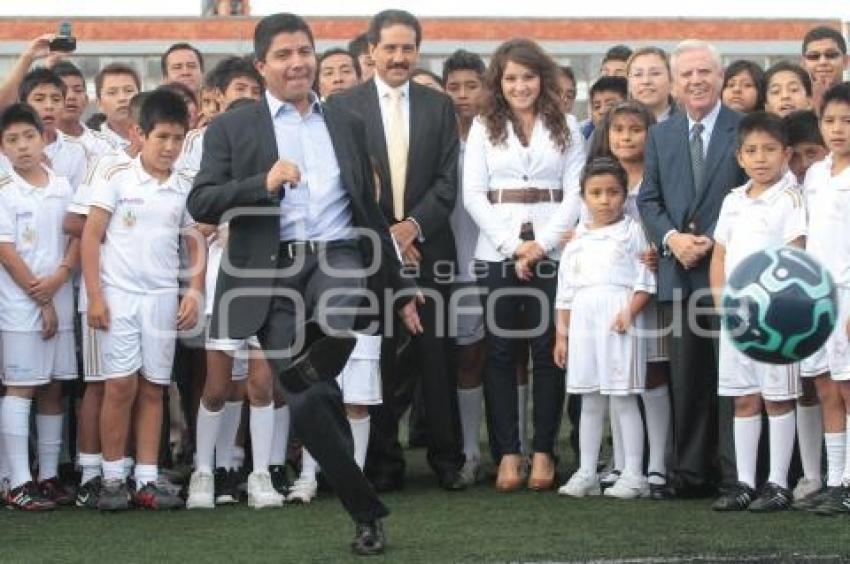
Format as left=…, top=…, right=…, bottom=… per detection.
left=803, top=50, right=843, bottom=62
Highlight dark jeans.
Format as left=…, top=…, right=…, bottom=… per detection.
left=479, top=259, right=564, bottom=460
left=256, top=240, right=387, bottom=523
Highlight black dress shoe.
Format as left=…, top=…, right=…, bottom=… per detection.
left=370, top=473, right=404, bottom=493
left=351, top=520, right=386, bottom=556
left=437, top=471, right=467, bottom=492
left=279, top=331, right=357, bottom=391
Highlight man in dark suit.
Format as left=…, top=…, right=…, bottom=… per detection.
left=187, top=13, right=421, bottom=556
left=329, top=9, right=465, bottom=492
left=638, top=40, right=746, bottom=497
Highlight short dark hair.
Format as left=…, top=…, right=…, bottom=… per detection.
left=209, top=56, right=264, bottom=92
left=348, top=33, right=370, bottom=59
left=138, top=89, right=189, bottom=135
left=580, top=156, right=629, bottom=197
left=784, top=110, right=825, bottom=147
left=802, top=26, right=847, bottom=55
left=128, top=91, right=151, bottom=126
left=411, top=68, right=444, bottom=89
left=590, top=76, right=628, bottom=100
left=442, top=49, right=485, bottom=83
left=821, top=82, right=850, bottom=116
left=160, top=42, right=205, bottom=77
left=367, top=9, right=422, bottom=48
left=52, top=60, right=85, bottom=84
left=19, top=67, right=66, bottom=102
left=0, top=103, right=44, bottom=138
left=254, top=13, right=315, bottom=62
left=764, top=60, right=813, bottom=97
left=318, top=48, right=361, bottom=80
left=723, top=59, right=766, bottom=110
left=95, top=63, right=141, bottom=99
left=603, top=44, right=633, bottom=64
left=85, top=112, right=107, bottom=130
left=558, top=65, right=576, bottom=85
left=737, top=110, right=789, bottom=148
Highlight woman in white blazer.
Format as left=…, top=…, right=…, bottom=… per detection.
left=464, top=38, right=585, bottom=492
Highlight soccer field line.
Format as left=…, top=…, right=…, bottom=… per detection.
left=549, top=555, right=846, bottom=564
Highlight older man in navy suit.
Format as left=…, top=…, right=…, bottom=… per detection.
left=638, top=39, right=747, bottom=497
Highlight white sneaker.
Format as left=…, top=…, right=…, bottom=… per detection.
left=558, top=470, right=601, bottom=497
left=459, top=456, right=481, bottom=486
left=286, top=476, right=318, bottom=504
left=247, top=471, right=285, bottom=509
left=186, top=471, right=215, bottom=509
left=793, top=477, right=822, bottom=501
left=604, top=471, right=649, bottom=499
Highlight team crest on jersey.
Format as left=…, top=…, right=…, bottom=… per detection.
left=21, top=223, right=36, bottom=246
left=122, top=208, right=137, bottom=228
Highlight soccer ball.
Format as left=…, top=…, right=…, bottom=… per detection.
left=721, top=246, right=837, bottom=364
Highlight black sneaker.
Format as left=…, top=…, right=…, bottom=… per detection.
left=648, top=472, right=673, bottom=500
left=214, top=467, right=238, bottom=505
left=812, top=485, right=850, bottom=516
left=749, top=482, right=793, bottom=512
left=134, top=482, right=184, bottom=510
left=599, top=469, right=621, bottom=492
left=6, top=481, right=55, bottom=511
left=76, top=476, right=102, bottom=509
left=38, top=477, right=75, bottom=506
left=98, top=478, right=131, bottom=511
left=711, top=482, right=756, bottom=511
left=269, top=465, right=290, bottom=496
left=795, top=486, right=831, bottom=511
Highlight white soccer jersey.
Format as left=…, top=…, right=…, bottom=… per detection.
left=0, top=166, right=74, bottom=332
left=68, top=150, right=133, bottom=216
left=75, top=124, right=121, bottom=161
left=99, top=123, right=131, bottom=153
left=555, top=215, right=655, bottom=310
left=44, top=130, right=88, bottom=190
left=714, top=171, right=807, bottom=276
left=804, top=154, right=850, bottom=287
left=90, top=156, right=195, bottom=293
left=175, top=127, right=205, bottom=178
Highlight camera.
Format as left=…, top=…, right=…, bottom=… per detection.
left=49, top=22, right=76, bottom=53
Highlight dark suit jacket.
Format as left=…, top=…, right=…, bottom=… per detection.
left=328, top=79, right=459, bottom=281
left=187, top=99, right=414, bottom=340
left=637, top=104, right=747, bottom=301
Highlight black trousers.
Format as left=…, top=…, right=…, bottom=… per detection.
left=662, top=299, right=736, bottom=489
left=479, top=260, right=564, bottom=459
left=257, top=241, right=387, bottom=523
left=367, top=278, right=464, bottom=479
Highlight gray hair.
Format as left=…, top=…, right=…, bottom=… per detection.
left=670, top=40, right=722, bottom=75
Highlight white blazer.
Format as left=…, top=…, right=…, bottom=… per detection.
left=463, top=113, right=585, bottom=262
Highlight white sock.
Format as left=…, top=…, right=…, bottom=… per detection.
left=269, top=406, right=290, bottom=466
left=610, top=398, right=624, bottom=472
left=1, top=396, right=33, bottom=489
left=578, top=393, right=607, bottom=475
left=216, top=401, right=242, bottom=470
left=134, top=463, right=158, bottom=487
left=232, top=446, right=245, bottom=469
left=517, top=384, right=528, bottom=455
left=796, top=404, right=823, bottom=482
left=349, top=416, right=371, bottom=470
left=734, top=414, right=762, bottom=489
left=767, top=411, right=796, bottom=489
left=122, top=457, right=135, bottom=480
left=642, top=385, right=671, bottom=479
left=825, top=432, right=846, bottom=487
left=102, top=458, right=124, bottom=482
left=457, top=386, right=483, bottom=462
left=36, top=414, right=63, bottom=482
left=195, top=403, right=223, bottom=474
left=300, top=448, right=318, bottom=481
left=249, top=403, right=274, bottom=473
left=843, top=417, right=850, bottom=484
left=611, top=395, right=644, bottom=477
left=0, top=397, right=9, bottom=481
left=78, top=452, right=102, bottom=485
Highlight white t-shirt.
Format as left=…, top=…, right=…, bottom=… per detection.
left=714, top=171, right=807, bottom=277
left=555, top=215, right=655, bottom=309
left=89, top=156, right=195, bottom=293
left=804, top=154, right=850, bottom=287
left=0, top=166, right=74, bottom=331
left=44, top=130, right=88, bottom=190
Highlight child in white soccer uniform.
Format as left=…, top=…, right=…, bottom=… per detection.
left=0, top=104, right=78, bottom=510
left=710, top=112, right=806, bottom=512
left=555, top=157, right=654, bottom=499
left=81, top=90, right=204, bottom=511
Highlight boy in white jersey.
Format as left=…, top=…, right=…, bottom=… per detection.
left=798, top=83, right=850, bottom=515
left=0, top=104, right=78, bottom=510
left=710, top=112, right=807, bottom=512
left=94, top=63, right=141, bottom=153
left=81, top=89, right=204, bottom=510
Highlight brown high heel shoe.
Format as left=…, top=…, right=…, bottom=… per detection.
left=495, top=454, right=524, bottom=492
left=527, top=452, right=556, bottom=491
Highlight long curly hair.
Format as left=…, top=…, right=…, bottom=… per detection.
left=482, top=38, right=569, bottom=152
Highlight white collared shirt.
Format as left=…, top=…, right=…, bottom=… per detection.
left=463, top=114, right=586, bottom=262
left=175, top=126, right=206, bottom=180
left=555, top=215, right=655, bottom=309
left=804, top=153, right=850, bottom=286
left=714, top=171, right=806, bottom=276
left=90, top=156, right=194, bottom=293
left=75, top=124, right=121, bottom=162
left=0, top=166, right=74, bottom=331
left=99, top=122, right=132, bottom=152
left=374, top=75, right=411, bottom=143
left=686, top=99, right=722, bottom=158
left=45, top=130, right=88, bottom=190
